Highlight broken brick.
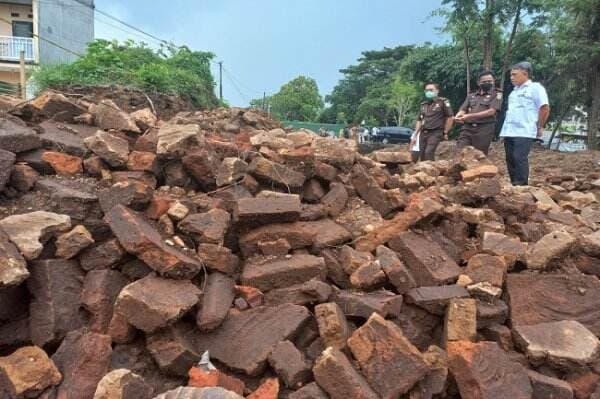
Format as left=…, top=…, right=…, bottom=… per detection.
left=313, top=347, right=378, bottom=399
left=389, top=231, right=461, bottom=286
left=447, top=341, right=533, bottom=399
left=105, top=205, right=203, bottom=279
left=188, top=367, right=245, bottom=396
left=241, top=254, right=326, bottom=292
left=197, top=272, right=235, bottom=331
left=115, top=275, right=201, bottom=333
left=348, top=313, right=430, bottom=398
left=268, top=341, right=311, bottom=388
left=314, top=302, right=351, bottom=350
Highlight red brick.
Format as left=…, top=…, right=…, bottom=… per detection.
left=348, top=313, right=429, bottom=398
left=247, top=378, right=279, bottom=399
left=235, top=285, right=264, bottom=308
left=447, top=341, right=532, bottom=399
left=42, top=151, right=82, bottom=176
left=127, top=150, right=158, bottom=172
left=188, top=367, right=245, bottom=395
left=389, top=231, right=461, bottom=286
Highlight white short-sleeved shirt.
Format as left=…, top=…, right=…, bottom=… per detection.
left=500, top=80, right=549, bottom=138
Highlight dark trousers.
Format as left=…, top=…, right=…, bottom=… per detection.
left=457, top=124, right=495, bottom=155
left=504, top=137, right=533, bottom=186
left=419, top=129, right=443, bottom=161
left=411, top=151, right=420, bottom=163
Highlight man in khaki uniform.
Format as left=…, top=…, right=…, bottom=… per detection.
left=415, top=83, right=454, bottom=161
left=455, top=70, right=502, bottom=155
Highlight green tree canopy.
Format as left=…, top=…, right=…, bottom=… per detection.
left=318, top=0, right=599, bottom=148
left=252, top=76, right=324, bottom=122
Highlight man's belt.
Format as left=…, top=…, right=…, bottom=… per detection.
left=466, top=121, right=495, bottom=127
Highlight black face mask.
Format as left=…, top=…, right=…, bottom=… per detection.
left=480, top=83, right=493, bottom=92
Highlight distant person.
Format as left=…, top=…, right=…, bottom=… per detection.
left=359, top=127, right=369, bottom=143
left=350, top=126, right=359, bottom=143
left=500, top=62, right=550, bottom=186
left=415, top=83, right=454, bottom=161
left=454, top=70, right=502, bottom=155
left=409, top=129, right=420, bottom=162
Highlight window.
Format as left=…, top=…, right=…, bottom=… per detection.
left=11, top=13, right=19, bottom=17
left=12, top=21, right=33, bottom=38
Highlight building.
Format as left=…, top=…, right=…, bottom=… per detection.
left=0, top=0, right=94, bottom=90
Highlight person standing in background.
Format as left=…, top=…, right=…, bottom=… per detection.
left=454, top=70, right=502, bottom=155
left=500, top=62, right=550, bottom=186
left=415, top=83, right=454, bottom=161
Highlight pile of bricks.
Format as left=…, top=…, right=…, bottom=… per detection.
left=0, top=90, right=599, bottom=399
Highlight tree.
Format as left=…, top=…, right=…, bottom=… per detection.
left=322, top=46, right=414, bottom=124
left=389, top=77, right=419, bottom=126
left=546, top=0, right=600, bottom=149
left=254, top=76, right=323, bottom=121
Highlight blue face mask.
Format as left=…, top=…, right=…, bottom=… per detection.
left=425, top=90, right=437, bottom=100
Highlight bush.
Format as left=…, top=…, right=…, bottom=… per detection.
left=33, top=39, right=219, bottom=108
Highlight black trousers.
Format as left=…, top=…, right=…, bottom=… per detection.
left=504, top=137, right=533, bottom=186
left=457, top=123, right=496, bottom=155
left=419, top=129, right=443, bottom=161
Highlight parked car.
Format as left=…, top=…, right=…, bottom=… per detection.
left=372, top=126, right=413, bottom=144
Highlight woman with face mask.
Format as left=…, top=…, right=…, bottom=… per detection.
left=454, top=70, right=503, bottom=155
left=414, top=83, right=454, bottom=161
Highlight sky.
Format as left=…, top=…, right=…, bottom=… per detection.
left=94, top=0, right=446, bottom=107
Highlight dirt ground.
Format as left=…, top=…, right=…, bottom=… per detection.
left=388, top=140, right=600, bottom=185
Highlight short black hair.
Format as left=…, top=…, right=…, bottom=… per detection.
left=511, top=61, right=532, bottom=75
left=424, top=82, right=439, bottom=90
left=478, top=70, right=495, bottom=80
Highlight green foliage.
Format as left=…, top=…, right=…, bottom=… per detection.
left=389, top=77, right=420, bottom=126
left=321, top=46, right=414, bottom=125
left=254, top=76, right=324, bottom=122
left=33, top=39, right=218, bottom=108
left=321, top=0, right=599, bottom=147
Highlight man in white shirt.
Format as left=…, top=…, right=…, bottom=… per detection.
left=500, top=62, right=550, bottom=186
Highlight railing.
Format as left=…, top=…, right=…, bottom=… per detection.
left=0, top=36, right=35, bottom=62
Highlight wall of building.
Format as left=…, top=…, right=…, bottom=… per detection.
left=38, top=0, right=94, bottom=64
left=0, top=3, right=34, bottom=37
left=0, top=69, right=19, bottom=84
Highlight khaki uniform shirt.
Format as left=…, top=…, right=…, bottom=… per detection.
left=419, top=97, right=453, bottom=130
left=460, top=89, right=503, bottom=124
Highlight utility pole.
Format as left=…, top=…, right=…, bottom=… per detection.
left=19, top=50, right=26, bottom=100
left=262, top=92, right=266, bottom=111
left=218, top=61, right=223, bottom=102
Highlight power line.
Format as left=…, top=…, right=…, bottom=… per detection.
left=38, top=0, right=164, bottom=47
left=17, top=1, right=243, bottom=106
left=70, top=0, right=180, bottom=48
left=222, top=68, right=252, bottom=103
left=223, top=66, right=262, bottom=96
left=0, top=15, right=83, bottom=58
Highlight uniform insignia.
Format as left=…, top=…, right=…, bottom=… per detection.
left=497, top=92, right=503, bottom=100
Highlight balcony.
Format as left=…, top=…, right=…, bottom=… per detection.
left=0, top=36, right=34, bottom=62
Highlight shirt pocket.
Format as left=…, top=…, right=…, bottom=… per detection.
left=517, top=91, right=536, bottom=109
left=478, top=98, right=492, bottom=111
